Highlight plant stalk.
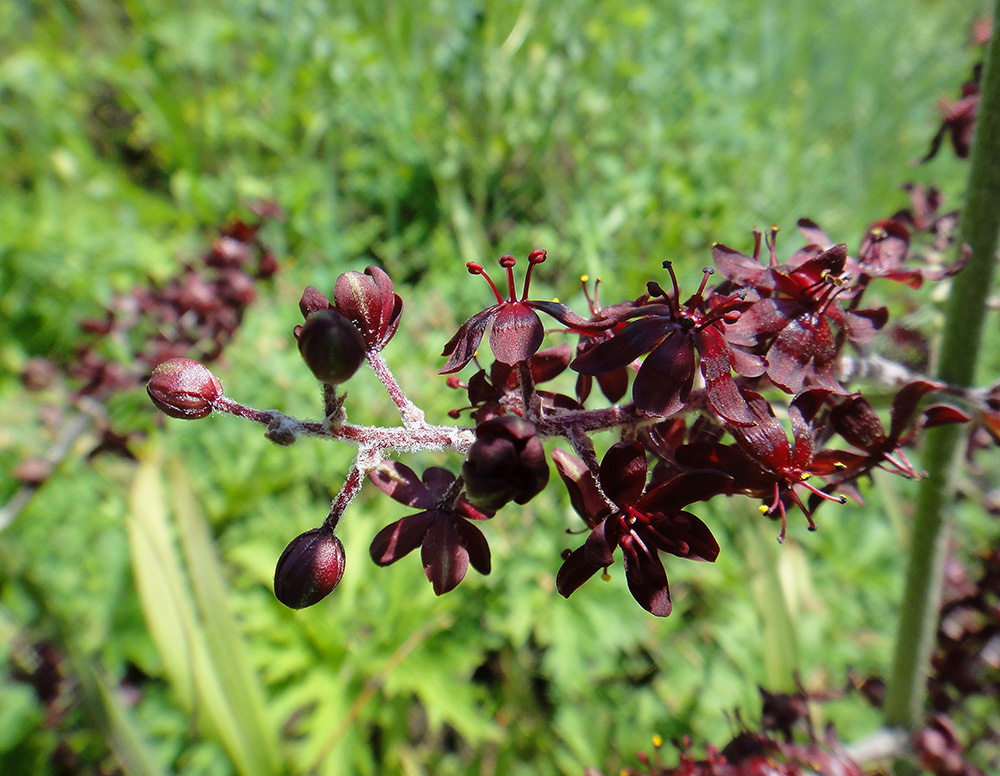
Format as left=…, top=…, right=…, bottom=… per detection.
left=884, top=3, right=1000, bottom=732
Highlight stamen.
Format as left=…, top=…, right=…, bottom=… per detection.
left=661, top=260, right=682, bottom=317
left=498, top=254, right=518, bottom=301
left=695, top=266, right=715, bottom=298
left=752, top=228, right=763, bottom=262
left=799, top=477, right=847, bottom=505
left=766, top=226, right=780, bottom=267
left=467, top=262, right=505, bottom=304
left=521, top=249, right=546, bottom=300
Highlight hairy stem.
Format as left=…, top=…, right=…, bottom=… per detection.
left=884, top=6, right=1000, bottom=733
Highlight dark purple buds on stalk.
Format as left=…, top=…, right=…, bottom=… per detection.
left=296, top=309, right=367, bottom=385
left=146, top=358, right=223, bottom=419
left=333, top=266, right=403, bottom=351
left=462, top=416, right=549, bottom=510
left=273, top=526, right=346, bottom=609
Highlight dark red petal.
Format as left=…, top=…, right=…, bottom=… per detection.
left=584, top=518, right=618, bottom=568
left=422, top=518, right=469, bottom=595
left=732, top=392, right=792, bottom=471
left=556, top=545, right=601, bottom=598
left=649, top=512, right=719, bottom=563
left=621, top=539, right=672, bottom=617
left=843, top=307, right=889, bottom=345
left=724, top=297, right=789, bottom=347
left=638, top=470, right=731, bottom=515
left=600, top=441, right=647, bottom=508
left=696, top=327, right=755, bottom=426
left=711, top=243, right=769, bottom=289
left=489, top=304, right=545, bottom=365
left=572, top=316, right=666, bottom=375
left=888, top=379, right=946, bottom=442
left=631, top=333, right=695, bottom=417
left=531, top=299, right=619, bottom=334
left=421, top=466, right=458, bottom=498
left=797, top=218, right=834, bottom=249
left=369, top=512, right=434, bottom=565
left=528, top=343, right=573, bottom=383
left=921, top=403, right=971, bottom=428
left=368, top=461, right=435, bottom=508
left=597, top=368, right=629, bottom=403
left=298, top=286, right=332, bottom=318
left=455, top=520, right=492, bottom=575
left=788, top=398, right=815, bottom=471
left=440, top=307, right=499, bottom=374
left=766, top=317, right=816, bottom=393
left=552, top=447, right=611, bottom=525
left=830, top=396, right=888, bottom=451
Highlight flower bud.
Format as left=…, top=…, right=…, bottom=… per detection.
left=297, top=309, right=366, bottom=385
left=273, top=527, right=346, bottom=609
left=462, top=416, right=549, bottom=510
left=333, top=266, right=403, bottom=351
left=147, top=358, right=223, bottom=419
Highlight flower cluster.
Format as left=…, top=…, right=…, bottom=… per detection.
left=147, top=204, right=980, bottom=619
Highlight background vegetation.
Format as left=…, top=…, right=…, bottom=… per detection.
left=0, top=1, right=995, bottom=774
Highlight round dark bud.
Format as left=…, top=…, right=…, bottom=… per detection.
left=462, top=416, right=549, bottom=511
left=273, top=527, right=346, bottom=609
left=297, top=309, right=366, bottom=385
left=147, top=358, right=223, bottom=419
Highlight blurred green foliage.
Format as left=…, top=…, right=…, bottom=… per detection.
left=0, top=1, right=995, bottom=774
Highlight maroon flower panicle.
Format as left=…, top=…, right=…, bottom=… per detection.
left=146, top=358, right=223, bottom=419
left=440, top=250, right=611, bottom=374
left=553, top=442, right=729, bottom=616
left=368, top=463, right=493, bottom=595
left=273, top=526, right=346, bottom=609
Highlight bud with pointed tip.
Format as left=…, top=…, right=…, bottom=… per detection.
left=333, top=266, right=403, bottom=351
left=147, top=358, right=223, bottom=419
left=462, top=416, right=549, bottom=510
left=273, top=527, right=346, bottom=609
left=297, top=309, right=366, bottom=385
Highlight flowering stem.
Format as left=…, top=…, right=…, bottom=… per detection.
left=884, top=5, right=1000, bottom=734
left=366, top=350, right=426, bottom=427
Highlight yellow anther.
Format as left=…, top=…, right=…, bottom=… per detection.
left=759, top=504, right=770, bottom=514
left=581, top=274, right=590, bottom=282
left=602, top=571, right=612, bottom=582
left=652, top=734, right=663, bottom=748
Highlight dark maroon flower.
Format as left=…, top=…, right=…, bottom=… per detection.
left=921, top=63, right=980, bottom=162
left=462, top=416, right=549, bottom=510
left=718, top=232, right=887, bottom=393
left=296, top=309, right=367, bottom=385
left=676, top=390, right=847, bottom=541
left=572, top=263, right=759, bottom=423
left=574, top=276, right=632, bottom=404
left=146, top=358, right=223, bottom=419
left=553, top=442, right=728, bottom=616
left=440, top=250, right=611, bottom=374
left=333, top=266, right=403, bottom=351
left=274, top=526, right=346, bottom=609
left=819, top=379, right=969, bottom=480
left=368, top=463, right=493, bottom=595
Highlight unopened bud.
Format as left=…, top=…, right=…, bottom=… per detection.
left=462, top=416, right=549, bottom=510
left=147, top=358, right=223, bottom=419
left=297, top=309, right=366, bottom=385
left=274, top=527, right=346, bottom=609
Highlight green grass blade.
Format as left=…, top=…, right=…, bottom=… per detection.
left=167, top=457, right=284, bottom=776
